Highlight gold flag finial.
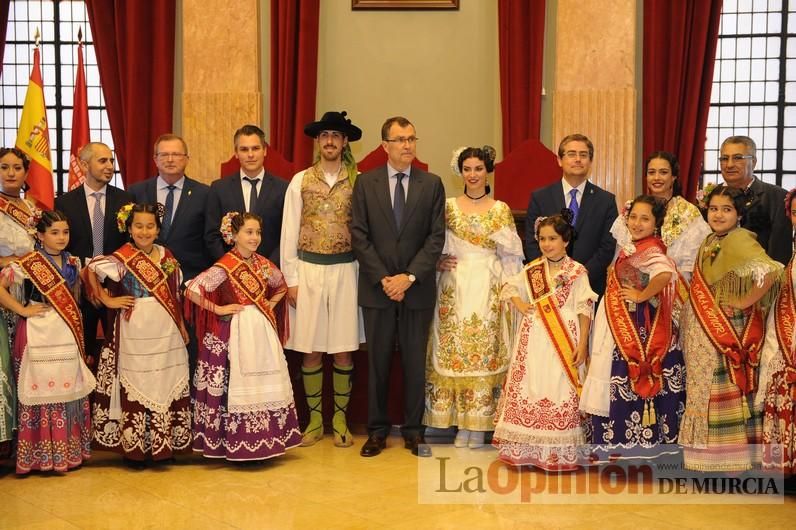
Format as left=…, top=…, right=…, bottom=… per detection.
left=78, top=26, right=83, bottom=44
left=34, top=27, right=41, bottom=47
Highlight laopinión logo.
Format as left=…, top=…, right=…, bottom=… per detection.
left=417, top=444, right=784, bottom=505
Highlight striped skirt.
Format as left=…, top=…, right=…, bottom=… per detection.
left=683, top=353, right=761, bottom=472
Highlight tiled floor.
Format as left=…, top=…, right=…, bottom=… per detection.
left=1, top=435, right=795, bottom=529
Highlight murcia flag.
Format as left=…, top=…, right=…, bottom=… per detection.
left=15, top=45, right=54, bottom=209
left=68, top=36, right=90, bottom=191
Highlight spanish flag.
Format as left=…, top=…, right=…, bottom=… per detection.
left=15, top=45, right=54, bottom=209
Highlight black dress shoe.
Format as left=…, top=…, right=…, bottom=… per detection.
left=404, top=436, right=432, bottom=458
left=360, top=435, right=386, bottom=457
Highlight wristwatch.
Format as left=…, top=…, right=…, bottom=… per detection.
left=406, top=272, right=416, bottom=283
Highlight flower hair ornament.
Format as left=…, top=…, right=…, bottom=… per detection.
left=695, top=182, right=717, bottom=210
left=450, top=146, right=467, bottom=177
left=116, top=203, right=135, bottom=233
left=532, top=216, right=548, bottom=240
left=220, top=211, right=239, bottom=245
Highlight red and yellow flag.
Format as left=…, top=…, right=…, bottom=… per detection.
left=68, top=37, right=90, bottom=191
left=15, top=46, right=54, bottom=209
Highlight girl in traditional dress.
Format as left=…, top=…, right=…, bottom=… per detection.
left=759, top=188, right=796, bottom=476
left=87, top=203, right=192, bottom=467
left=0, top=147, right=37, bottom=456
left=679, top=185, right=782, bottom=471
left=186, top=212, right=301, bottom=461
left=424, top=146, right=524, bottom=449
left=0, top=210, right=95, bottom=474
left=492, top=210, right=597, bottom=469
left=612, top=151, right=710, bottom=283
left=582, top=195, right=685, bottom=461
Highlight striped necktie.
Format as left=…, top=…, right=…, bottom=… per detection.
left=91, top=192, right=104, bottom=256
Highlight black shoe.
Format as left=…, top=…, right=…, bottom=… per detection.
left=404, top=436, right=432, bottom=458
left=360, top=435, right=387, bottom=457
left=124, top=458, right=146, bottom=470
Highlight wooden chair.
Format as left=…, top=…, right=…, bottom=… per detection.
left=494, top=139, right=561, bottom=211
left=219, top=144, right=297, bottom=181
left=356, top=144, right=429, bottom=173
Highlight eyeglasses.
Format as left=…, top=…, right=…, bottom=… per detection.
left=718, top=154, right=753, bottom=164
left=563, top=151, right=590, bottom=160
left=155, top=152, right=188, bottom=160
left=385, top=136, right=418, bottom=145
left=319, top=131, right=344, bottom=140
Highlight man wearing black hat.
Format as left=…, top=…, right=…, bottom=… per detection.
left=281, top=111, right=364, bottom=448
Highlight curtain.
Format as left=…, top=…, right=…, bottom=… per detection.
left=498, top=0, right=546, bottom=154
left=0, top=0, right=10, bottom=78
left=643, top=0, right=723, bottom=200
left=270, top=0, right=319, bottom=168
left=85, top=0, right=176, bottom=187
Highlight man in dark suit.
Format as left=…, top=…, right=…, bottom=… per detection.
left=524, top=134, right=618, bottom=295
left=129, top=134, right=210, bottom=281
left=205, top=125, right=288, bottom=264
left=351, top=116, right=446, bottom=458
left=54, top=141, right=134, bottom=364
left=719, top=135, right=791, bottom=265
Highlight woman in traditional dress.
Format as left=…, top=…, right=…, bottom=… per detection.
left=0, top=147, right=37, bottom=457
left=0, top=210, right=95, bottom=473
left=582, top=195, right=685, bottom=461
left=492, top=210, right=596, bottom=469
left=186, top=212, right=301, bottom=461
left=758, top=188, right=796, bottom=475
left=679, top=185, right=782, bottom=471
left=87, top=203, right=192, bottom=467
left=625, top=151, right=710, bottom=282
left=423, top=146, right=523, bottom=449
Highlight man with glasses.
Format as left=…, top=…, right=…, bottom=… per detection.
left=351, top=116, right=445, bottom=458
left=524, top=133, right=618, bottom=295
left=55, top=142, right=133, bottom=368
left=281, top=111, right=364, bottom=449
left=718, top=135, right=790, bottom=265
left=205, top=124, right=288, bottom=264
left=129, top=134, right=210, bottom=281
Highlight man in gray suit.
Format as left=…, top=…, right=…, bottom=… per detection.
left=351, top=116, right=445, bottom=458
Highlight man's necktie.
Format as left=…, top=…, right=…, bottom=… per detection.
left=161, top=185, right=176, bottom=239
left=568, top=188, right=579, bottom=226
left=244, top=177, right=260, bottom=212
left=393, top=172, right=406, bottom=227
left=91, top=192, right=104, bottom=257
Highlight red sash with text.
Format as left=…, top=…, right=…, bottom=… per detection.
left=18, top=251, right=86, bottom=361
left=0, top=195, right=32, bottom=232
left=113, top=243, right=182, bottom=329
left=605, top=240, right=673, bottom=400
left=689, top=263, right=764, bottom=395
left=524, top=259, right=581, bottom=394
left=216, top=252, right=278, bottom=331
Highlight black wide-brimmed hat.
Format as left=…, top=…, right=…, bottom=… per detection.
left=304, top=111, right=362, bottom=141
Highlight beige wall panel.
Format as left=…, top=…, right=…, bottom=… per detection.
left=182, top=0, right=260, bottom=90
left=181, top=92, right=262, bottom=185
left=315, top=0, right=501, bottom=195
left=553, top=88, right=636, bottom=206
left=555, top=0, right=636, bottom=91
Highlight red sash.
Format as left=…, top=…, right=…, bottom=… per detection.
left=18, top=252, right=86, bottom=361
left=605, top=273, right=672, bottom=400
left=524, top=258, right=581, bottom=393
left=689, top=263, right=764, bottom=395
left=0, top=195, right=33, bottom=232
left=113, top=243, right=182, bottom=329
left=775, top=260, right=795, bottom=367
left=216, top=252, right=278, bottom=331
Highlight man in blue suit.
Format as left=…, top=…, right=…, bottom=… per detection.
left=524, top=133, right=618, bottom=295
left=205, top=125, right=288, bottom=265
left=129, top=134, right=211, bottom=281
